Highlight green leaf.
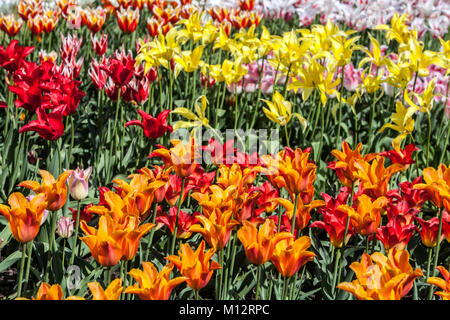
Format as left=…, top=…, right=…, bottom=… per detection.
left=0, top=250, right=22, bottom=273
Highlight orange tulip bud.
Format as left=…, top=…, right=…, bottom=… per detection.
left=88, top=279, right=123, bottom=300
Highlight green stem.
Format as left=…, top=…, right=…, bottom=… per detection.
left=44, top=210, right=58, bottom=283
left=23, top=241, right=33, bottom=292
left=428, top=208, right=444, bottom=300
left=426, top=112, right=432, bottom=167
left=170, top=177, right=185, bottom=255
left=291, top=193, right=299, bottom=234
left=69, top=200, right=81, bottom=267
left=16, top=243, right=27, bottom=298
left=336, top=65, right=345, bottom=145
left=282, top=276, right=289, bottom=300
left=255, top=264, right=262, bottom=300
left=284, top=125, right=290, bottom=148
left=145, top=202, right=158, bottom=262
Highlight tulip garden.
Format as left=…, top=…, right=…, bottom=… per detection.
left=0, top=0, right=450, bottom=301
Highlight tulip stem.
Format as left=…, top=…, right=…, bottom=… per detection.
left=23, top=241, right=33, bottom=292
left=255, top=264, right=262, bottom=300
left=282, top=276, right=289, bottom=300
left=170, top=177, right=185, bottom=255
left=61, top=238, right=66, bottom=270
left=336, top=65, right=345, bottom=146
left=291, top=194, right=299, bottom=234
left=145, top=202, right=158, bottom=262
left=225, top=231, right=237, bottom=299
left=106, top=266, right=112, bottom=287
left=44, top=210, right=58, bottom=283
left=428, top=208, right=444, bottom=300
left=426, top=112, right=432, bottom=167
left=426, top=246, right=433, bottom=280
left=69, top=200, right=81, bottom=268
left=16, top=243, right=27, bottom=298
left=284, top=125, right=290, bottom=148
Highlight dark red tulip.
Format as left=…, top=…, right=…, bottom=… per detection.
left=379, top=144, right=419, bottom=165
left=0, top=40, right=34, bottom=73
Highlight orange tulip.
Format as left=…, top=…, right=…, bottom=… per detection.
left=189, top=208, right=240, bottom=251
left=16, top=283, right=84, bottom=300
left=354, top=155, right=405, bottom=199
left=80, top=215, right=126, bottom=267
left=275, top=197, right=325, bottom=232
left=338, top=194, right=388, bottom=236
left=0, top=192, right=47, bottom=243
left=427, top=266, right=450, bottom=300
left=125, top=262, right=187, bottom=300
left=277, top=148, right=317, bottom=202
left=150, top=139, right=200, bottom=178
left=18, top=170, right=71, bottom=212
left=120, top=215, right=155, bottom=261
left=191, top=185, right=235, bottom=217
left=328, top=141, right=377, bottom=187
left=88, top=279, right=123, bottom=300
left=271, top=236, right=315, bottom=278
left=166, top=240, right=221, bottom=291
left=414, top=164, right=450, bottom=208
left=27, top=14, right=44, bottom=36
left=237, top=219, right=292, bottom=266
left=88, top=190, right=141, bottom=223
left=337, top=248, right=423, bottom=300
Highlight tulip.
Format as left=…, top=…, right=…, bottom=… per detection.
left=0, top=192, right=47, bottom=243
left=0, top=39, right=34, bottom=73
left=80, top=215, right=126, bottom=267
left=0, top=14, right=23, bottom=37
left=337, top=248, right=423, bottom=300
left=156, top=207, right=199, bottom=239
left=271, top=236, right=315, bottom=278
left=16, top=283, right=84, bottom=300
left=415, top=216, right=444, bottom=248
left=67, top=167, right=92, bottom=201
left=338, top=194, right=388, bottom=236
left=125, top=109, right=173, bottom=140
left=166, top=240, right=221, bottom=291
left=427, top=266, right=450, bottom=300
left=91, top=32, right=108, bottom=56
left=88, top=279, right=123, bottom=300
left=116, top=6, right=139, bottom=34
left=310, top=208, right=355, bottom=248
left=237, top=219, right=293, bottom=266
left=56, top=216, right=74, bottom=238
left=120, top=216, right=155, bottom=261
left=376, top=215, right=416, bottom=251
left=19, top=108, right=65, bottom=141
left=18, top=170, right=71, bottom=212
left=189, top=208, right=240, bottom=251
left=125, top=262, right=187, bottom=300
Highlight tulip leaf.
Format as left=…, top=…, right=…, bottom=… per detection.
left=0, top=250, right=22, bottom=273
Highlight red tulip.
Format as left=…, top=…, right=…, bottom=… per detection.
left=19, top=107, right=64, bottom=141
left=0, top=40, right=34, bottom=73
left=376, top=215, right=416, bottom=250
left=156, top=207, right=200, bottom=239
left=125, top=109, right=173, bottom=139
left=379, top=144, right=419, bottom=165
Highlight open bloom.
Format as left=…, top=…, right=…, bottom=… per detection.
left=150, top=139, right=200, bottom=178
left=271, top=236, right=315, bottom=278
left=414, top=164, right=450, bottom=209
left=125, top=262, right=187, bottom=300
left=18, top=170, right=71, bottom=212
left=427, top=266, right=450, bottom=300
left=376, top=215, right=416, bottom=251
left=79, top=215, right=126, bottom=267
left=189, top=208, right=240, bottom=251
left=88, top=279, right=123, bottom=300
left=338, top=194, right=389, bottom=236
left=17, top=283, right=84, bottom=300
left=337, top=248, right=423, bottom=300
left=156, top=207, right=199, bottom=239
left=166, top=240, right=221, bottom=291
left=0, top=192, right=47, bottom=243
left=125, top=109, right=173, bottom=140
left=19, top=108, right=65, bottom=141
left=237, top=219, right=293, bottom=266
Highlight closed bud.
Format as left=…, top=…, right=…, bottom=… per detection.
left=67, top=167, right=92, bottom=200
left=56, top=216, right=74, bottom=238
